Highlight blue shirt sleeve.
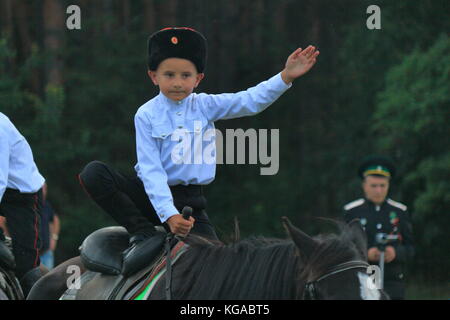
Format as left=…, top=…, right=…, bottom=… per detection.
left=134, top=111, right=179, bottom=223
left=198, top=72, right=292, bottom=122
left=0, top=130, right=9, bottom=201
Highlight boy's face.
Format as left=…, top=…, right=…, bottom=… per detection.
left=148, top=58, right=204, bottom=101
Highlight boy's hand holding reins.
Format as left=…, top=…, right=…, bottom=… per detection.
left=281, top=45, right=320, bottom=84
left=167, top=208, right=195, bottom=237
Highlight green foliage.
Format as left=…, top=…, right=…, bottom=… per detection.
left=372, top=34, right=450, bottom=279
left=0, top=39, right=35, bottom=116
left=1, top=1, right=448, bottom=286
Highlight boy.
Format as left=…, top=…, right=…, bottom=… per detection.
left=79, top=27, right=319, bottom=256
left=0, top=112, right=45, bottom=296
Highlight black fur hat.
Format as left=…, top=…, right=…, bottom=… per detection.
left=148, top=27, right=207, bottom=73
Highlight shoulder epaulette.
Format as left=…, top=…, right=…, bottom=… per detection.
left=387, top=198, right=407, bottom=211
left=344, top=198, right=365, bottom=211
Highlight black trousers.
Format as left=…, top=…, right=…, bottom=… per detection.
left=78, top=161, right=218, bottom=240
left=0, top=188, right=43, bottom=278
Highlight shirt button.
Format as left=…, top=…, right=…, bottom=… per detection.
left=177, top=125, right=183, bottom=129
left=177, top=101, right=182, bottom=105
left=161, top=134, right=166, bottom=138
left=176, top=112, right=182, bottom=116
left=160, top=213, right=165, bottom=218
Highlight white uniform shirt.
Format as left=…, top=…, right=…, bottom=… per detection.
left=134, top=72, right=291, bottom=222
left=0, top=112, right=45, bottom=201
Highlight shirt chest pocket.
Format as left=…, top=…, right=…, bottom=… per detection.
left=150, top=115, right=210, bottom=145
left=151, top=122, right=174, bottom=140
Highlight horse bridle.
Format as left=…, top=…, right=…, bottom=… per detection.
left=303, top=260, right=370, bottom=300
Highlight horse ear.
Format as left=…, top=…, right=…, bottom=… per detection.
left=282, top=216, right=317, bottom=260
left=348, top=219, right=368, bottom=261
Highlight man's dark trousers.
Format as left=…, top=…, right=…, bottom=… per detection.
left=0, top=188, right=43, bottom=279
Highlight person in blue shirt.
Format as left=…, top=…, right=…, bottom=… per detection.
left=0, top=112, right=45, bottom=296
left=78, top=27, right=319, bottom=255
left=38, top=183, right=60, bottom=270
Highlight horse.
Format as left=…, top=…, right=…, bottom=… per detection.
left=27, top=217, right=389, bottom=300
left=0, top=267, right=23, bottom=300
left=0, top=239, right=23, bottom=300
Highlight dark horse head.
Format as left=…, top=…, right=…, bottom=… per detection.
left=150, top=217, right=389, bottom=300
left=281, top=217, right=388, bottom=300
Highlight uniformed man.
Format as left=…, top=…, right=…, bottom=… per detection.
left=343, top=155, right=414, bottom=299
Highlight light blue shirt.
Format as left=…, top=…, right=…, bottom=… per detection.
left=0, top=112, right=45, bottom=201
left=134, top=72, right=291, bottom=222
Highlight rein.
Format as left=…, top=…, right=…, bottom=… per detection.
left=164, top=233, right=174, bottom=300
left=303, top=260, right=370, bottom=300
left=165, top=206, right=193, bottom=300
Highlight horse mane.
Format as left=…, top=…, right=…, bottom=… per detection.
left=174, top=220, right=363, bottom=299
left=174, top=236, right=298, bottom=299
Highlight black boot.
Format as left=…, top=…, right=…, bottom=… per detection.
left=19, top=267, right=42, bottom=298
left=122, top=229, right=166, bottom=276
left=123, top=229, right=157, bottom=257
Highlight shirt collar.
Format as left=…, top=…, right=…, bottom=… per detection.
left=158, top=91, right=191, bottom=107
left=365, top=197, right=387, bottom=210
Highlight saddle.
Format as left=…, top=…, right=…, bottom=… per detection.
left=79, top=226, right=166, bottom=277
left=61, top=226, right=187, bottom=300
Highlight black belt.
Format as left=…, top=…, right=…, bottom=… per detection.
left=169, top=185, right=206, bottom=211
left=169, top=185, right=203, bottom=196
left=2, top=188, right=42, bottom=206
left=3, top=188, right=41, bottom=199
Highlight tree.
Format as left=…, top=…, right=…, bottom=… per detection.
left=372, top=34, right=450, bottom=280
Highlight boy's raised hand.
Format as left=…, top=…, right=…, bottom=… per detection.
left=281, top=45, right=320, bottom=84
